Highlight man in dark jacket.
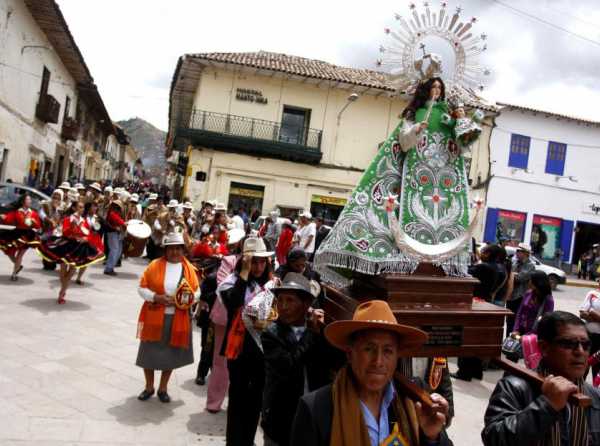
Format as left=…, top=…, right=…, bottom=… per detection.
left=506, top=243, right=535, bottom=334
left=482, top=311, right=600, bottom=445
left=261, top=273, right=331, bottom=446
left=291, top=300, right=453, bottom=446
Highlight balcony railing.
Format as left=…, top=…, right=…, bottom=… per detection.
left=61, top=117, right=80, bottom=141
left=35, top=94, right=60, bottom=124
left=176, top=109, right=323, bottom=164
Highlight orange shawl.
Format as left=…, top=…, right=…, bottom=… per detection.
left=136, top=257, right=199, bottom=348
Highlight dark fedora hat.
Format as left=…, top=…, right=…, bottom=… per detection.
left=272, top=272, right=318, bottom=302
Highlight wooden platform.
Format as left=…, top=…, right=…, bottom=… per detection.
left=323, top=266, right=511, bottom=357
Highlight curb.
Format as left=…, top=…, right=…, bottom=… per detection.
left=566, top=281, right=596, bottom=289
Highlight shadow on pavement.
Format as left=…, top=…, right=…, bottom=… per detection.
left=186, top=410, right=227, bottom=436
left=47, top=278, right=96, bottom=289
left=20, top=298, right=91, bottom=314
left=108, top=395, right=184, bottom=426
left=88, top=271, right=139, bottom=281
left=181, top=378, right=208, bottom=397
left=0, top=276, right=34, bottom=285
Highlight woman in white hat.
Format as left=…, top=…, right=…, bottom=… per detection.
left=219, top=237, right=274, bottom=445
left=37, top=200, right=105, bottom=303
left=135, top=231, right=200, bottom=403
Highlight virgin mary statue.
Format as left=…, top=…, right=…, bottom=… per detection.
left=314, top=76, right=482, bottom=281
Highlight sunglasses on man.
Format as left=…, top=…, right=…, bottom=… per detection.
left=553, top=338, right=592, bottom=351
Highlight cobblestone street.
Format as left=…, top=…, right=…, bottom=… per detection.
left=0, top=251, right=591, bottom=445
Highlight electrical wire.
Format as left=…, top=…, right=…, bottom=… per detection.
left=542, top=3, right=600, bottom=30
left=491, top=0, right=600, bottom=48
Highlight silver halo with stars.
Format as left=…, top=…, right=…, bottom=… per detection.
left=376, top=2, right=490, bottom=103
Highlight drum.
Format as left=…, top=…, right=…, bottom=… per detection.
left=123, top=219, right=151, bottom=257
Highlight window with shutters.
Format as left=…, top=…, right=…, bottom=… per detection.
left=508, top=134, right=531, bottom=169
left=545, top=141, right=567, bottom=176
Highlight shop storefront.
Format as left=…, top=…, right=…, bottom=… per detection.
left=531, top=215, right=562, bottom=260
left=227, top=181, right=265, bottom=214
left=483, top=208, right=527, bottom=245
left=310, top=194, right=347, bottom=226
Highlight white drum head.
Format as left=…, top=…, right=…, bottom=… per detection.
left=126, top=219, right=151, bottom=239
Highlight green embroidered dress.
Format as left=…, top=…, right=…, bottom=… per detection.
left=315, top=100, right=478, bottom=280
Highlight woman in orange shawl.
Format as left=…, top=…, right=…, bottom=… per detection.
left=136, top=231, right=200, bottom=403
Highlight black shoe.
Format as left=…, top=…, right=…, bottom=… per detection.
left=157, top=391, right=170, bottom=403
left=104, top=270, right=117, bottom=276
left=195, top=376, right=206, bottom=386
left=450, top=372, right=472, bottom=382
left=137, top=389, right=155, bottom=401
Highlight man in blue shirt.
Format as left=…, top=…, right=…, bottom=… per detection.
left=291, top=300, right=453, bottom=446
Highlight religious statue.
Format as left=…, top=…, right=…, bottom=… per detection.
left=315, top=3, right=490, bottom=282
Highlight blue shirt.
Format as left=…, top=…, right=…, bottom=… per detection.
left=359, top=381, right=396, bottom=446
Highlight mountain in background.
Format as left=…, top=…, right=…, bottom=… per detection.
left=117, top=117, right=167, bottom=178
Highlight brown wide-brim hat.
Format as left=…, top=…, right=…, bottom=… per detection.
left=324, top=300, right=428, bottom=351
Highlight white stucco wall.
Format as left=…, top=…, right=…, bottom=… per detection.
left=0, top=0, right=79, bottom=184
left=485, top=107, right=600, bottom=262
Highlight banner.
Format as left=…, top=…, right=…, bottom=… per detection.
left=532, top=215, right=562, bottom=260
left=496, top=210, right=526, bottom=243
left=311, top=194, right=347, bottom=207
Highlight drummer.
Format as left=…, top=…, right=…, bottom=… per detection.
left=104, top=200, right=126, bottom=276
left=135, top=231, right=200, bottom=403
left=127, top=194, right=142, bottom=220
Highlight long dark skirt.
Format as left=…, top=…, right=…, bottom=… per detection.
left=38, top=236, right=104, bottom=268
left=0, top=228, right=40, bottom=255
left=136, top=314, right=194, bottom=371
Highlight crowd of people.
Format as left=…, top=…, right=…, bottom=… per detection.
left=3, top=184, right=600, bottom=445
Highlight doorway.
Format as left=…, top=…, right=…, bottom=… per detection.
left=573, top=221, right=600, bottom=265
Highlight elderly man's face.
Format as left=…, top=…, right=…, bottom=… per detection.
left=539, top=324, right=590, bottom=382
left=348, top=329, right=400, bottom=394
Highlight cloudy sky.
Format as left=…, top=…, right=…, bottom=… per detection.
left=56, top=0, right=600, bottom=131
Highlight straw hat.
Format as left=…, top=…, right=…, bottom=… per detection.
left=89, top=182, right=102, bottom=193
left=324, top=300, right=428, bottom=350
left=242, top=237, right=273, bottom=257
left=75, top=183, right=85, bottom=190
left=215, top=202, right=227, bottom=212
left=227, top=228, right=246, bottom=245
left=59, top=181, right=70, bottom=190
left=162, top=232, right=185, bottom=247
left=167, top=199, right=179, bottom=208
left=111, top=199, right=124, bottom=210
left=206, top=199, right=217, bottom=208
left=272, top=272, right=319, bottom=302
left=104, top=185, right=113, bottom=193
left=517, top=242, right=532, bottom=254
left=183, top=201, right=194, bottom=210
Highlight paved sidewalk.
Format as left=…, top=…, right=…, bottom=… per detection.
left=0, top=251, right=230, bottom=446
left=566, top=276, right=597, bottom=288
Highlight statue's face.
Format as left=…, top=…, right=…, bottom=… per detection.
left=430, top=80, right=442, bottom=100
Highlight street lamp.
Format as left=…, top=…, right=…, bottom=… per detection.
left=337, top=93, right=360, bottom=124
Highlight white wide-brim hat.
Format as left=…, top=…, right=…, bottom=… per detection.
left=162, top=232, right=185, bottom=247
left=299, top=211, right=312, bottom=219
left=228, top=228, right=246, bottom=245
left=130, top=194, right=139, bottom=203
left=59, top=181, right=71, bottom=190
left=149, top=193, right=158, bottom=200
left=242, top=237, right=273, bottom=257
left=167, top=199, right=179, bottom=208
left=517, top=242, right=532, bottom=254
left=89, top=182, right=102, bottom=193
left=183, top=201, right=194, bottom=210
left=104, top=186, right=113, bottom=193
left=75, top=183, right=85, bottom=190
left=215, top=202, right=227, bottom=212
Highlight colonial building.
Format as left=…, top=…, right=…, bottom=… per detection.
left=483, top=103, right=600, bottom=267
left=0, top=0, right=121, bottom=186
left=166, top=51, right=495, bottom=224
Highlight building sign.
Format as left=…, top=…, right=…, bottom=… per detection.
left=532, top=215, right=562, bottom=260
left=235, top=88, right=268, bottom=105
left=230, top=186, right=264, bottom=199
left=497, top=209, right=527, bottom=243
left=584, top=202, right=600, bottom=216
left=311, top=194, right=347, bottom=207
